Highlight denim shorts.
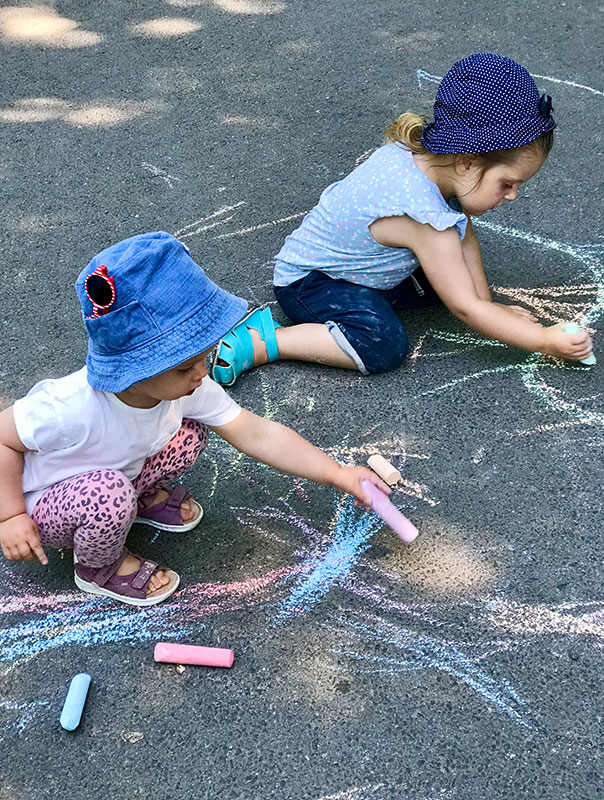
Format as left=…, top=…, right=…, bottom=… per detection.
left=273, top=268, right=441, bottom=374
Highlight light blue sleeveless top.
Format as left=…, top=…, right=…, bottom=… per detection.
left=273, top=144, right=467, bottom=290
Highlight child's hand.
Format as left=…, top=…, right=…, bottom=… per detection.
left=494, top=303, right=538, bottom=323
left=540, top=322, right=594, bottom=361
left=330, top=465, right=391, bottom=509
left=0, top=513, right=48, bottom=564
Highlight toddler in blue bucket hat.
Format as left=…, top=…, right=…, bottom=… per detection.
left=213, top=53, right=593, bottom=385
left=0, top=232, right=387, bottom=606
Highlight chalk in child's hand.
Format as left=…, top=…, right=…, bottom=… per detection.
left=563, top=322, right=596, bottom=365
left=367, top=454, right=401, bottom=485
left=361, top=479, right=418, bottom=544
left=60, top=672, right=91, bottom=731
left=154, top=642, right=235, bottom=668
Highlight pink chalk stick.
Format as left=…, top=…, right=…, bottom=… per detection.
left=154, top=642, right=234, bottom=668
left=362, top=479, right=419, bottom=544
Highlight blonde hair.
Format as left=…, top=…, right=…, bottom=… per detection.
left=384, top=111, right=554, bottom=165
left=384, top=112, right=429, bottom=154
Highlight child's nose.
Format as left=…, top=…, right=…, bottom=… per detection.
left=191, top=362, right=207, bottom=381
left=504, top=187, right=518, bottom=201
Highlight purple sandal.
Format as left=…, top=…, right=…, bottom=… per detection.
left=74, top=549, right=180, bottom=606
left=135, top=485, right=203, bottom=533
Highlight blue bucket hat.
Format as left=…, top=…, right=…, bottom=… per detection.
left=75, top=231, right=248, bottom=392
left=421, top=53, right=556, bottom=154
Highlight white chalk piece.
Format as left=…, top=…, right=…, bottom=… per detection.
left=367, top=454, right=401, bottom=486
left=154, top=642, right=234, bottom=668
left=563, top=322, right=596, bottom=365
left=60, top=673, right=91, bottom=731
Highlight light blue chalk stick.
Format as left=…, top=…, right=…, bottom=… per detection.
left=563, top=323, right=596, bottom=365
left=60, top=673, right=91, bottom=731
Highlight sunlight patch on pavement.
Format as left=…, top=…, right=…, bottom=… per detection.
left=0, top=6, right=102, bottom=48
left=211, top=0, right=286, bottom=14
left=129, top=17, right=203, bottom=37
left=0, top=97, right=166, bottom=127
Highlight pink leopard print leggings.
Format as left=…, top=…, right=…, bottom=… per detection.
left=31, top=419, right=208, bottom=567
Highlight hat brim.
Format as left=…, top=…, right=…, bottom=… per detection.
left=86, top=286, right=248, bottom=392
left=421, top=115, right=556, bottom=154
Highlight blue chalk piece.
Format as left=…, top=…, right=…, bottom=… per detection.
left=563, top=323, right=596, bottom=366
left=60, top=673, right=91, bottom=731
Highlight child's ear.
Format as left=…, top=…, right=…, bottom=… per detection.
left=455, top=154, right=480, bottom=175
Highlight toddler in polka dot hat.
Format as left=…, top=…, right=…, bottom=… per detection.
left=212, top=53, right=593, bottom=386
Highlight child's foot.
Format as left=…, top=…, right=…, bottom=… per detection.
left=135, top=485, right=203, bottom=533
left=117, top=552, right=169, bottom=596
left=74, top=549, right=180, bottom=606
left=142, top=487, right=200, bottom=524
left=211, top=307, right=281, bottom=386
left=215, top=327, right=268, bottom=369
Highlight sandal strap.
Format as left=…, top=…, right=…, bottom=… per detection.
left=212, top=307, right=281, bottom=385
left=137, top=484, right=189, bottom=513
left=220, top=326, right=254, bottom=373
left=257, top=307, right=281, bottom=363
left=137, top=488, right=159, bottom=508
left=131, top=558, right=160, bottom=590
left=163, top=484, right=189, bottom=512
left=86, top=549, right=128, bottom=587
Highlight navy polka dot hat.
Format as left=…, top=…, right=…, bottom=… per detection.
left=421, top=53, right=556, bottom=154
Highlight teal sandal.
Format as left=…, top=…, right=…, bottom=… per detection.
left=211, top=307, right=281, bottom=386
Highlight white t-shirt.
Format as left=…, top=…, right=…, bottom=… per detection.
left=13, top=367, right=241, bottom=514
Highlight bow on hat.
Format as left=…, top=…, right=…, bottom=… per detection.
left=538, top=93, right=554, bottom=121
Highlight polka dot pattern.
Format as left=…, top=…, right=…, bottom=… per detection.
left=421, top=52, right=556, bottom=154
left=273, top=145, right=467, bottom=291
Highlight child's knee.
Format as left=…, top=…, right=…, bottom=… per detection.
left=35, top=469, right=137, bottom=549
left=73, top=470, right=137, bottom=565
left=84, top=469, right=138, bottom=523
left=336, top=310, right=410, bottom=375
left=364, top=329, right=410, bottom=374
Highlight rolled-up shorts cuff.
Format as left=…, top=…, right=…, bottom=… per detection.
left=325, top=320, right=369, bottom=375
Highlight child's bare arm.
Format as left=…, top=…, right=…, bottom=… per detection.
left=0, top=407, right=29, bottom=519
left=416, top=226, right=592, bottom=359
left=0, top=407, right=47, bottom=564
left=460, top=217, right=492, bottom=302
left=463, top=217, right=539, bottom=321
left=210, top=409, right=389, bottom=505
left=371, top=215, right=593, bottom=360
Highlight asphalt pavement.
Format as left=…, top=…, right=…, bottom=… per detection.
left=1, top=1, right=602, bottom=798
